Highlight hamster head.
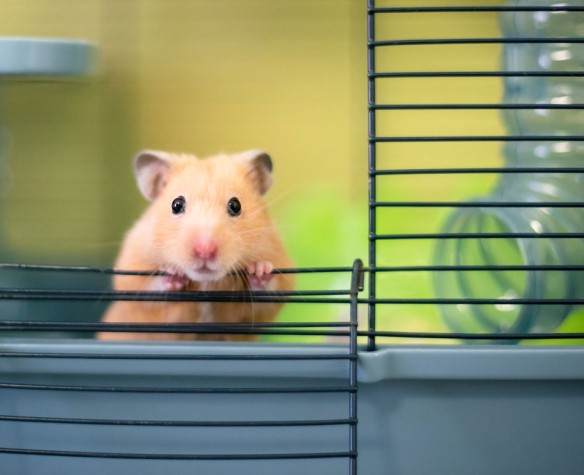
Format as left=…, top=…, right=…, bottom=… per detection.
left=134, top=149, right=275, bottom=282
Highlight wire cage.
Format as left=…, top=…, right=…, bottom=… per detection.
left=1, top=2, right=584, bottom=475
left=367, top=1, right=584, bottom=347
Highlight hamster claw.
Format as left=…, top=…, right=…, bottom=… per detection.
left=247, top=261, right=274, bottom=289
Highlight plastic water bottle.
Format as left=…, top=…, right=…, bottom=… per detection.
left=433, top=0, right=584, bottom=338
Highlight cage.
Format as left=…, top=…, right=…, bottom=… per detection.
left=1, top=1, right=584, bottom=475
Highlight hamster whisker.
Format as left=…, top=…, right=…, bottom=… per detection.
left=227, top=262, right=257, bottom=335
left=260, top=185, right=302, bottom=209
left=235, top=223, right=286, bottom=237
left=242, top=264, right=257, bottom=333
left=241, top=206, right=267, bottom=220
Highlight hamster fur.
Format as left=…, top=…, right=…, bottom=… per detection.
left=97, top=149, right=294, bottom=341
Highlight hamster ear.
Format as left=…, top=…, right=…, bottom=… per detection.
left=133, top=150, right=172, bottom=201
left=237, top=150, right=273, bottom=195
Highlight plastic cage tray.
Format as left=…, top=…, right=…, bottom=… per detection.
left=1, top=261, right=584, bottom=475
left=0, top=342, right=583, bottom=475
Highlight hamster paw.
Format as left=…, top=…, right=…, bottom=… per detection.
left=161, top=272, right=189, bottom=291
left=247, top=261, right=274, bottom=290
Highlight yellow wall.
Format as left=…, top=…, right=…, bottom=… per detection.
left=0, top=0, right=367, bottom=264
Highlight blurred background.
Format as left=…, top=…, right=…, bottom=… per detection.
left=0, top=0, right=365, bottom=264
left=0, top=0, right=581, bottom=342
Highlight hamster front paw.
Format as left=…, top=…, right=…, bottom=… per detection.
left=247, top=261, right=274, bottom=290
left=161, top=271, right=189, bottom=291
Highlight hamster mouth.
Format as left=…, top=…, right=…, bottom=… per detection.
left=186, top=264, right=226, bottom=282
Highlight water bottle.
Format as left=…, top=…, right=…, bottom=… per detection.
left=433, top=0, right=584, bottom=338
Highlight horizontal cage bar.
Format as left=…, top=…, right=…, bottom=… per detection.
left=3, top=327, right=582, bottom=340
left=371, top=202, right=584, bottom=208
left=0, top=414, right=356, bottom=427
left=0, top=263, right=353, bottom=276
left=371, top=232, right=584, bottom=239
left=370, top=71, right=584, bottom=78
left=370, top=135, right=584, bottom=143
left=0, top=289, right=352, bottom=304
left=360, top=331, right=584, bottom=340
left=369, top=6, right=584, bottom=13
left=370, top=38, right=584, bottom=47
left=0, top=321, right=355, bottom=337
left=368, top=265, right=584, bottom=272
left=359, top=298, right=584, bottom=305
left=0, top=321, right=352, bottom=329
left=0, top=382, right=356, bottom=393
left=370, top=104, right=584, bottom=111
left=0, top=447, right=357, bottom=461
left=371, top=168, right=584, bottom=175
left=0, top=351, right=355, bottom=360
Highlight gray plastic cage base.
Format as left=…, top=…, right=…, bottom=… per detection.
left=1, top=341, right=583, bottom=475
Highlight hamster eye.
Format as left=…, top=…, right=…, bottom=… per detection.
left=171, top=196, right=186, bottom=215
left=227, top=197, right=242, bottom=217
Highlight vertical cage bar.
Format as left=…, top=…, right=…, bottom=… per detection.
left=349, top=259, right=363, bottom=474
left=367, top=0, right=377, bottom=352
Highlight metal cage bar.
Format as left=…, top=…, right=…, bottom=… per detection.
left=367, top=0, right=378, bottom=352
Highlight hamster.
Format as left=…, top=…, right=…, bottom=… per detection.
left=97, top=149, right=294, bottom=341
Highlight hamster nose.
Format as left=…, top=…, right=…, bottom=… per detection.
left=193, top=239, right=218, bottom=261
